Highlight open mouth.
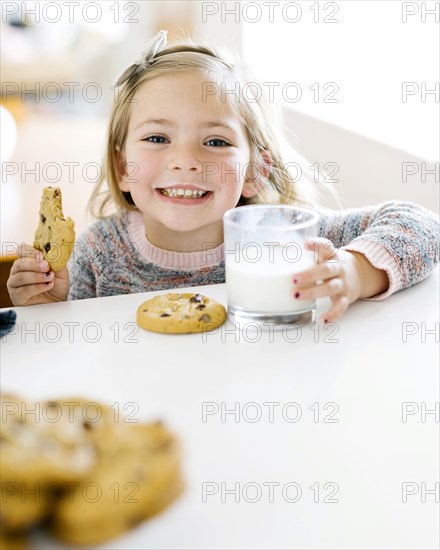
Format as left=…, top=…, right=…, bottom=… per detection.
left=158, top=188, right=210, bottom=199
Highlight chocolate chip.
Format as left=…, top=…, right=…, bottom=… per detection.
left=127, top=514, right=144, bottom=528
left=189, top=294, right=203, bottom=303
left=154, top=438, right=172, bottom=452
left=196, top=304, right=206, bottom=310
left=133, top=468, right=145, bottom=482
left=82, top=421, right=92, bottom=431
left=199, top=314, right=211, bottom=322
left=44, top=243, right=51, bottom=252
left=41, top=214, right=46, bottom=223
left=160, top=313, right=171, bottom=317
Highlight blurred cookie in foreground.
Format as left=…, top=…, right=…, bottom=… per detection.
left=0, top=393, right=183, bottom=546
left=0, top=393, right=96, bottom=532
left=0, top=394, right=95, bottom=484
left=0, top=531, right=27, bottom=550
left=50, top=421, right=183, bottom=545
left=33, top=186, right=75, bottom=271
left=136, top=292, right=226, bottom=334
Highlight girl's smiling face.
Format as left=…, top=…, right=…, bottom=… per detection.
left=119, top=71, right=254, bottom=251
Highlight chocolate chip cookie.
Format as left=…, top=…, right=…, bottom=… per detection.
left=0, top=532, right=27, bottom=550
left=50, top=422, right=183, bottom=545
left=0, top=395, right=96, bottom=484
left=0, top=394, right=183, bottom=545
left=0, top=394, right=96, bottom=532
left=33, top=187, right=75, bottom=271
left=136, top=292, right=227, bottom=334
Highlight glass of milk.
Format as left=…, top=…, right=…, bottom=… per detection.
left=223, top=205, right=320, bottom=327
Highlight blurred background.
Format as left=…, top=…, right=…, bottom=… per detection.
left=1, top=0, right=439, bottom=305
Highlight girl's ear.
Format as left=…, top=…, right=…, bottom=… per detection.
left=241, top=149, right=272, bottom=198
left=115, top=146, right=130, bottom=191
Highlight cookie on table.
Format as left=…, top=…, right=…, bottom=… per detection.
left=136, top=292, right=227, bottom=334
left=50, top=422, right=183, bottom=545
left=1, top=394, right=183, bottom=545
left=0, top=532, right=28, bottom=550
left=44, top=397, right=131, bottom=456
left=33, top=186, right=75, bottom=271
left=0, top=395, right=96, bottom=484
left=0, top=394, right=96, bottom=532
left=0, top=483, right=53, bottom=533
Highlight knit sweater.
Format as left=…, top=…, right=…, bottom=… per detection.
left=68, top=201, right=440, bottom=301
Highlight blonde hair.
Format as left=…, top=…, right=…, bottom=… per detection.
left=89, top=35, right=337, bottom=218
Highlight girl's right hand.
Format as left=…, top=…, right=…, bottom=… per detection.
left=7, top=244, right=70, bottom=306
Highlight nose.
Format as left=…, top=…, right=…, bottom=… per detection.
left=167, top=141, right=202, bottom=173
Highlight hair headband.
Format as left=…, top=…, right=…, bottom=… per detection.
left=114, top=30, right=234, bottom=89
left=114, top=29, right=168, bottom=88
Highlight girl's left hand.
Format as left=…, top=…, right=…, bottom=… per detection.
left=291, top=237, right=364, bottom=323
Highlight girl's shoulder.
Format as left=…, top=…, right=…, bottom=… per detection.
left=314, top=199, right=439, bottom=220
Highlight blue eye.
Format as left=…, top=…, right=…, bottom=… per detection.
left=206, top=138, right=229, bottom=147
left=144, top=135, right=168, bottom=144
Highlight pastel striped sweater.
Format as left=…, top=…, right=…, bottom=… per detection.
left=68, top=201, right=440, bottom=301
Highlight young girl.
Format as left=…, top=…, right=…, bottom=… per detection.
left=7, top=31, right=439, bottom=324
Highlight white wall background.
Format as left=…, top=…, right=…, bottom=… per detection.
left=193, top=0, right=439, bottom=210
left=196, top=0, right=439, bottom=162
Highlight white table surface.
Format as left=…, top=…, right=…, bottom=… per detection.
left=1, top=270, right=439, bottom=550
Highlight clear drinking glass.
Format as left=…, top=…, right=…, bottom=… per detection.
left=223, top=205, right=320, bottom=327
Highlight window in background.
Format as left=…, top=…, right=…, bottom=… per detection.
left=1, top=0, right=137, bottom=116
left=242, top=0, right=439, bottom=161
left=2, top=3, right=129, bottom=68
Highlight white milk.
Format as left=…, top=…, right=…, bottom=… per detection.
left=225, top=242, right=315, bottom=313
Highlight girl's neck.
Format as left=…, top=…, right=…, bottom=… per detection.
left=143, top=218, right=224, bottom=253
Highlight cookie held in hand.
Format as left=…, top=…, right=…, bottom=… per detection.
left=136, top=293, right=227, bottom=334
left=33, top=186, right=75, bottom=271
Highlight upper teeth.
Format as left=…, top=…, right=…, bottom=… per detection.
left=160, top=188, right=206, bottom=198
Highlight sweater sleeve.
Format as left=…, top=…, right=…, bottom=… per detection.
left=68, top=229, right=98, bottom=300
left=316, top=200, right=440, bottom=301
